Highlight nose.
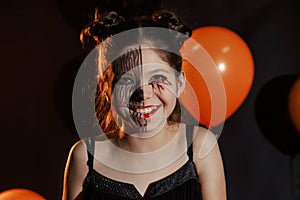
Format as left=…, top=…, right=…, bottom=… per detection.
left=130, top=84, right=153, bottom=101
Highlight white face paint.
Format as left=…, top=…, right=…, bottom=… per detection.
left=111, top=49, right=180, bottom=138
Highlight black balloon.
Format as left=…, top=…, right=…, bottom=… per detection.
left=255, top=75, right=300, bottom=157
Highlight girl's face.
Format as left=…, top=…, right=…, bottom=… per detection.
left=111, top=49, right=185, bottom=137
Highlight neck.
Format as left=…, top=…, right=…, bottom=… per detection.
left=117, top=123, right=179, bottom=153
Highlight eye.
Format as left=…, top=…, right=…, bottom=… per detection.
left=118, top=77, right=134, bottom=85
left=149, top=75, right=167, bottom=84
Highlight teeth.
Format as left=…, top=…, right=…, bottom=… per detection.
left=137, top=112, right=142, bottom=118
left=136, top=107, right=155, bottom=114
left=130, top=106, right=157, bottom=115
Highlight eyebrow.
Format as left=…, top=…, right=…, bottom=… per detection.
left=125, top=65, right=174, bottom=78
left=146, top=67, right=173, bottom=75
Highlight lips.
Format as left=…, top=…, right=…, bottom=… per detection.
left=129, top=105, right=161, bottom=119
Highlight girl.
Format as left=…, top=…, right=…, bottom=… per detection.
left=63, top=9, right=226, bottom=200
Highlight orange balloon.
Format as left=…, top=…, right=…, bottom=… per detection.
left=289, top=77, right=300, bottom=134
left=0, top=188, right=45, bottom=200
left=180, top=26, right=254, bottom=127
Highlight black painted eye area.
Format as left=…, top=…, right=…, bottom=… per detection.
left=118, top=77, right=134, bottom=85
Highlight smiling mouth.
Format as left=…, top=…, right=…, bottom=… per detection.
left=129, top=105, right=161, bottom=119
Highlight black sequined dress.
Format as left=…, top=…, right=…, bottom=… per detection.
left=82, top=125, right=202, bottom=200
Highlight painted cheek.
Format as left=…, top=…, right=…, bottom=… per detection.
left=151, top=81, right=177, bottom=98
left=112, top=85, right=133, bottom=116
left=153, top=83, right=177, bottom=114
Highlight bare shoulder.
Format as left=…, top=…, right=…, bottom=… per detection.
left=62, top=139, right=89, bottom=200
left=67, top=139, right=89, bottom=166
left=191, top=126, right=227, bottom=200
left=191, top=126, right=218, bottom=159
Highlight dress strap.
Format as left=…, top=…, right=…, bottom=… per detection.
left=186, top=124, right=194, bottom=161
left=85, top=137, right=95, bottom=171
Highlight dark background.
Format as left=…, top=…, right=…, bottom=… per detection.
left=0, top=0, right=300, bottom=199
